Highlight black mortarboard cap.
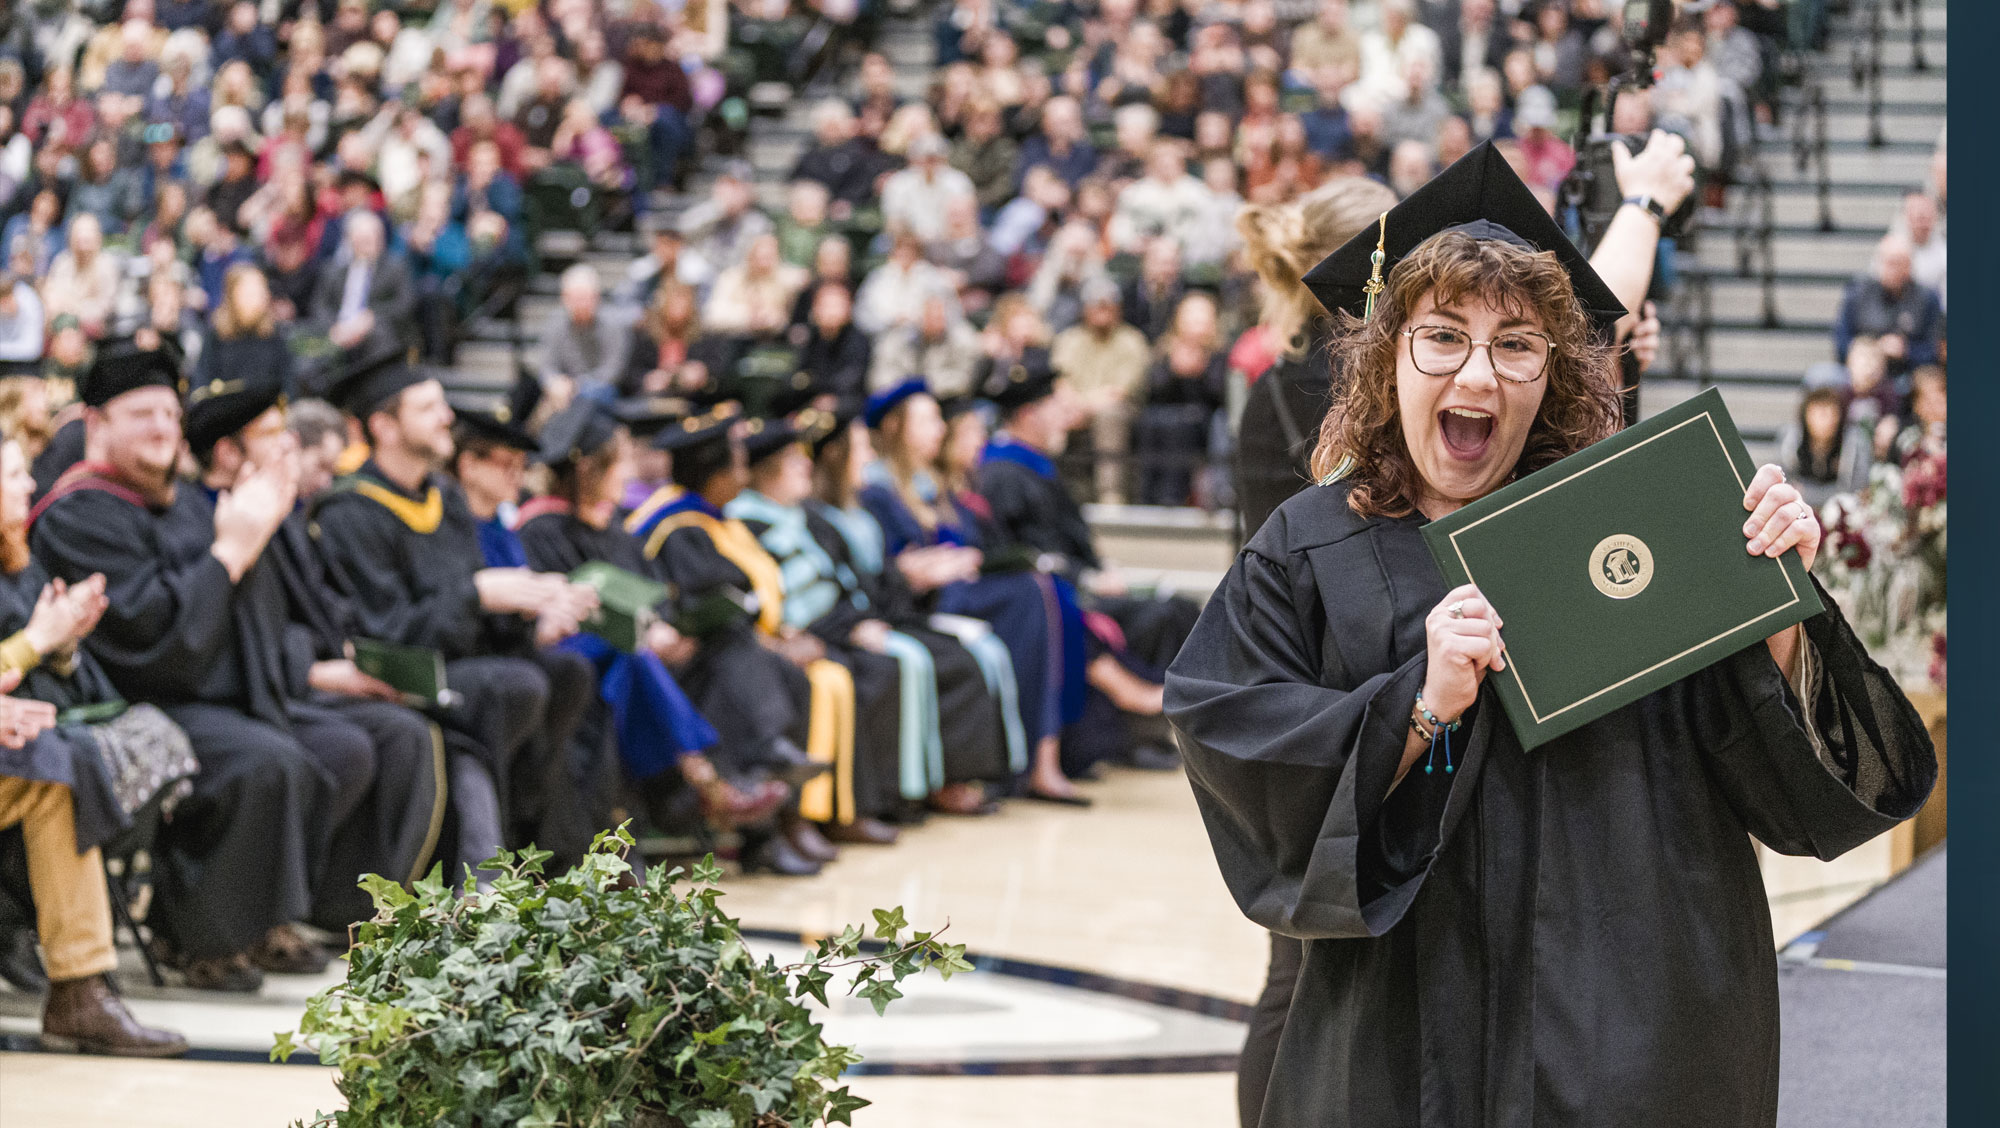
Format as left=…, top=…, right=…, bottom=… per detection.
left=660, top=403, right=742, bottom=490
left=764, top=370, right=825, bottom=419
left=327, top=342, right=429, bottom=419
left=978, top=348, right=1058, bottom=415
left=452, top=366, right=543, bottom=450
left=1301, top=142, right=1626, bottom=337
left=80, top=342, right=183, bottom=408
left=797, top=405, right=856, bottom=458
left=614, top=396, right=693, bottom=439
left=740, top=416, right=805, bottom=465
left=184, top=355, right=289, bottom=455
left=536, top=399, right=621, bottom=469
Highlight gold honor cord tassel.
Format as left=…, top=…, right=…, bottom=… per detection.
left=1361, top=211, right=1389, bottom=322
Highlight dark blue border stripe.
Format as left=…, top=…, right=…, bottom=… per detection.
left=0, top=932, right=1250, bottom=1077
left=1948, top=0, right=1992, bottom=1122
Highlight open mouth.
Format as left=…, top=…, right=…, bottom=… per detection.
left=1438, top=407, right=1495, bottom=461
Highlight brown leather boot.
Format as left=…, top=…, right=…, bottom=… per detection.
left=42, top=975, right=189, bottom=1057
left=785, top=819, right=839, bottom=864
left=250, top=923, right=332, bottom=975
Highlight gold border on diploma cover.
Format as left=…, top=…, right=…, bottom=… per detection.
left=1442, top=408, right=1808, bottom=727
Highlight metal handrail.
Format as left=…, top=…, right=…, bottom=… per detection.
left=1791, top=79, right=1834, bottom=232
left=1858, top=0, right=1886, bottom=148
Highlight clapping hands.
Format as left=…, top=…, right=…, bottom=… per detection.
left=23, top=572, right=108, bottom=658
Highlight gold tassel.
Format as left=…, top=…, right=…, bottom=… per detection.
left=1361, top=211, right=1389, bottom=322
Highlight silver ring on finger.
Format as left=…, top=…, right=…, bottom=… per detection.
left=1448, top=601, right=1465, bottom=619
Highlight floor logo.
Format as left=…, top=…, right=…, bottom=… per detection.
left=1589, top=534, right=1654, bottom=599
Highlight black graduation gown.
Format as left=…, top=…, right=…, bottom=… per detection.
left=978, top=447, right=1199, bottom=673
left=30, top=480, right=328, bottom=959
left=267, top=513, right=447, bottom=921
left=644, top=518, right=817, bottom=782
left=1165, top=482, right=1937, bottom=1128
left=308, top=466, right=556, bottom=851
left=805, top=506, right=1009, bottom=787
left=731, top=505, right=904, bottom=819
left=30, top=418, right=84, bottom=501
left=1235, top=335, right=1335, bottom=543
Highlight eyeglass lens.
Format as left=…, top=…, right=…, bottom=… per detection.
left=1409, top=325, right=1550, bottom=381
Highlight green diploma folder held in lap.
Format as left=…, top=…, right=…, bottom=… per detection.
left=569, top=562, right=670, bottom=653
left=1420, top=387, right=1823, bottom=750
left=352, top=639, right=460, bottom=710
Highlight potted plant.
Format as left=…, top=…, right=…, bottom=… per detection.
left=274, top=825, right=969, bottom=1127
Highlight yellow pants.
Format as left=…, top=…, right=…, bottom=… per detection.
left=0, top=777, right=114, bottom=982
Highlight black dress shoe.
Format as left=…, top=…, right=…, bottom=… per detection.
left=741, top=835, right=823, bottom=877
left=764, top=738, right=832, bottom=789
left=0, top=925, right=47, bottom=994
left=823, top=817, right=899, bottom=845
left=785, top=820, right=840, bottom=864
left=1120, top=743, right=1182, bottom=772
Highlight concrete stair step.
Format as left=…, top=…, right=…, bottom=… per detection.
left=1667, top=328, right=1834, bottom=375
left=1806, top=69, right=1946, bottom=103
left=1699, top=279, right=1846, bottom=326
left=1780, top=112, right=1946, bottom=147
left=1638, top=379, right=1802, bottom=440
left=1714, top=188, right=1903, bottom=230
left=1692, top=233, right=1877, bottom=277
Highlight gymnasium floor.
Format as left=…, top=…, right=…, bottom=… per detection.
left=0, top=767, right=1905, bottom=1128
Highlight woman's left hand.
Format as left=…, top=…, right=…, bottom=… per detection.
left=1742, top=464, right=1821, bottom=572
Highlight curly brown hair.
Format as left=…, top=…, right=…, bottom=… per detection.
left=1309, top=231, right=1623, bottom=519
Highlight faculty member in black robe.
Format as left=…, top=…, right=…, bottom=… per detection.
left=29, top=345, right=354, bottom=990
left=1166, top=149, right=1936, bottom=1128
left=185, top=367, right=447, bottom=929
left=307, top=354, right=583, bottom=878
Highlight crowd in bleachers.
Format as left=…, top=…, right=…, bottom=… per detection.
left=1783, top=135, right=1945, bottom=506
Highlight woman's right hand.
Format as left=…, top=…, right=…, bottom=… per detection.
left=1420, top=584, right=1506, bottom=725
left=24, top=573, right=107, bottom=656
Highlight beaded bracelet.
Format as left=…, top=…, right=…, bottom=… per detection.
left=1414, top=691, right=1462, bottom=733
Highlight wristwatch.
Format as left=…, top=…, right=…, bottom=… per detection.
left=1623, top=194, right=1668, bottom=225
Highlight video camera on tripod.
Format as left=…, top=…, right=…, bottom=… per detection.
left=1558, top=0, right=1699, bottom=254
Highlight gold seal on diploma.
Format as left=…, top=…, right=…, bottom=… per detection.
left=1589, top=534, right=1654, bottom=599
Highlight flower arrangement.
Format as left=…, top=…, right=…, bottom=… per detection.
left=1815, top=436, right=1946, bottom=693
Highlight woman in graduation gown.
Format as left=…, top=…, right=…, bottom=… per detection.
left=512, top=400, right=793, bottom=842
left=724, top=416, right=916, bottom=832
left=628, top=408, right=885, bottom=872
left=793, top=406, right=1012, bottom=812
left=861, top=382, right=1089, bottom=804
left=1166, top=147, right=1936, bottom=1128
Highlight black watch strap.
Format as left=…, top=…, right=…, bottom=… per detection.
left=1623, top=194, right=1667, bottom=224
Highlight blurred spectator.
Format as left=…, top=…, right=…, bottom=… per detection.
left=1510, top=86, right=1574, bottom=196
left=0, top=274, right=42, bottom=364
left=856, top=227, right=954, bottom=337
left=1704, top=1, right=1764, bottom=102
left=309, top=209, right=414, bottom=357
left=1887, top=365, right=1946, bottom=465
left=1841, top=337, right=1901, bottom=424
left=1134, top=293, right=1229, bottom=506
left=2, top=191, right=65, bottom=280
left=1893, top=190, right=1946, bottom=309
left=775, top=182, right=835, bottom=271
left=704, top=233, right=808, bottom=340
left=1051, top=276, right=1151, bottom=504
left=793, top=100, right=883, bottom=215
left=1356, top=0, right=1442, bottom=107
left=1388, top=140, right=1439, bottom=198
left=1025, top=220, right=1109, bottom=332
left=539, top=263, right=628, bottom=409
left=41, top=215, right=120, bottom=339
left=952, top=99, right=1020, bottom=215
left=792, top=283, right=873, bottom=412
left=1109, top=140, right=1211, bottom=256
left=1287, top=0, right=1362, bottom=88
left=1441, top=0, right=1508, bottom=89
left=1653, top=15, right=1731, bottom=173
left=1527, top=0, right=1590, bottom=94
left=1381, top=53, right=1450, bottom=149
left=678, top=162, right=773, bottom=287
left=883, top=132, right=976, bottom=244
left=870, top=292, right=982, bottom=396
left=929, top=195, right=1007, bottom=313
left=620, top=216, right=698, bottom=306
left=1122, top=237, right=1187, bottom=340
left=1017, top=96, right=1097, bottom=192
left=622, top=281, right=719, bottom=401
left=1777, top=386, right=1869, bottom=506
left=1463, top=67, right=1513, bottom=143
left=618, top=26, right=693, bottom=193
left=1834, top=234, right=1944, bottom=379
left=258, top=224, right=320, bottom=325
left=990, top=166, right=1072, bottom=259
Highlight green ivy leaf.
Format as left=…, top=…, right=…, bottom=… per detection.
left=824, top=1086, right=871, bottom=1126
left=356, top=873, right=413, bottom=912
left=270, top=1029, right=296, bottom=1062
left=856, top=978, right=904, bottom=1017
left=934, top=943, right=975, bottom=981
left=793, top=966, right=833, bottom=1008
left=870, top=906, right=908, bottom=941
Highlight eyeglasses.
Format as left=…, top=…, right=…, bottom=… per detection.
left=1403, top=324, right=1554, bottom=384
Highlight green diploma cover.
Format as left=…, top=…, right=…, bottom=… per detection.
left=569, top=562, right=671, bottom=653
left=1420, top=387, right=1823, bottom=749
left=352, top=638, right=458, bottom=709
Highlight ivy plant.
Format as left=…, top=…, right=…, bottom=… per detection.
left=273, top=824, right=970, bottom=1127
